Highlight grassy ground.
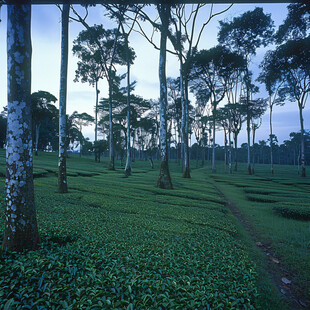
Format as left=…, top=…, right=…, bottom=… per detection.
left=0, top=150, right=307, bottom=309
left=209, top=161, right=310, bottom=301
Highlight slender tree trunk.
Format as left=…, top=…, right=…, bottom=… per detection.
left=94, top=80, right=99, bottom=162
left=3, top=4, right=40, bottom=251
left=180, top=60, right=186, bottom=175
left=196, top=141, right=199, bottom=168
left=234, top=134, right=238, bottom=171
left=202, top=145, right=205, bottom=167
left=299, top=105, right=306, bottom=177
left=269, top=102, right=274, bottom=175
left=252, top=128, right=256, bottom=175
left=125, top=41, right=132, bottom=176
left=132, top=132, right=135, bottom=162
left=183, top=78, right=191, bottom=178
left=228, top=130, right=232, bottom=174
left=108, top=80, right=115, bottom=170
left=79, top=125, right=82, bottom=158
left=246, top=115, right=251, bottom=175
left=224, top=129, right=227, bottom=172
left=212, top=108, right=216, bottom=173
left=156, top=4, right=173, bottom=189
left=35, top=124, right=40, bottom=156
left=181, top=141, right=184, bottom=172
left=58, top=4, right=69, bottom=194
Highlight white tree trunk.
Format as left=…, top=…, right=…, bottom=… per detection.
left=3, top=4, right=40, bottom=251
left=269, top=102, right=274, bottom=175
left=94, top=80, right=99, bottom=162
left=182, top=78, right=191, bottom=178
left=35, top=123, right=40, bottom=156
left=246, top=115, right=251, bottom=175
left=212, top=108, right=216, bottom=173
left=108, top=79, right=115, bottom=170
left=299, top=104, right=306, bottom=177
left=156, top=4, right=173, bottom=189
left=58, top=4, right=69, bottom=193
left=125, top=36, right=132, bottom=176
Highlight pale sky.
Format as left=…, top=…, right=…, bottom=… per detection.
left=0, top=3, right=309, bottom=146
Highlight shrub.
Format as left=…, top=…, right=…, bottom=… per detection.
left=273, top=206, right=310, bottom=221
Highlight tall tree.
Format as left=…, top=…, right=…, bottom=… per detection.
left=274, top=2, right=310, bottom=177
left=191, top=46, right=241, bottom=172
left=258, top=50, right=285, bottom=175
left=72, top=112, right=94, bottom=157
left=31, top=91, right=57, bottom=156
left=156, top=3, right=173, bottom=189
left=269, top=38, right=310, bottom=177
left=275, top=2, right=310, bottom=43
left=218, top=7, right=274, bottom=174
left=103, top=5, right=138, bottom=176
left=58, top=4, right=70, bottom=193
left=73, top=24, right=131, bottom=170
left=167, top=78, right=182, bottom=165
left=168, top=4, right=232, bottom=178
left=3, top=4, right=40, bottom=251
left=72, top=33, right=104, bottom=162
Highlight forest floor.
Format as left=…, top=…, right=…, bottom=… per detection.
left=0, top=150, right=309, bottom=309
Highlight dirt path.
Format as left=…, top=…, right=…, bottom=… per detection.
left=214, top=184, right=309, bottom=310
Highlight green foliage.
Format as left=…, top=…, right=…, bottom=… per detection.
left=211, top=163, right=310, bottom=301
left=0, top=151, right=266, bottom=309
left=246, top=194, right=278, bottom=204
left=218, top=7, right=274, bottom=55
left=273, top=205, right=310, bottom=221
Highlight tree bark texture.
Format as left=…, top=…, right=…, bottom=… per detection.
left=35, top=124, right=40, bottom=156
left=212, top=110, right=216, bottom=173
left=108, top=79, right=115, bottom=170
left=246, top=115, right=252, bottom=175
left=3, top=4, right=40, bottom=251
left=182, top=78, right=191, bottom=178
left=58, top=4, right=69, bottom=193
left=95, top=80, right=99, bottom=162
left=125, top=36, right=132, bottom=176
left=269, top=102, right=274, bottom=175
left=299, top=105, right=306, bottom=177
left=156, top=4, right=173, bottom=189
left=234, top=134, right=238, bottom=171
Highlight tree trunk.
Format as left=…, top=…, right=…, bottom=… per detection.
left=202, top=146, right=205, bottom=167
left=79, top=124, right=82, bottom=158
left=196, top=141, right=199, bottom=168
left=246, top=115, right=251, bottom=175
left=212, top=109, right=216, bottom=173
left=94, top=80, right=99, bottom=162
left=234, top=134, right=238, bottom=171
left=252, top=128, right=256, bottom=175
left=228, top=130, right=232, bottom=174
left=299, top=105, right=306, bottom=177
left=269, top=102, right=274, bottom=175
left=182, top=78, right=190, bottom=178
left=35, top=123, right=40, bottom=156
left=58, top=4, right=69, bottom=194
left=132, top=132, right=135, bottom=162
left=224, top=129, right=227, bottom=172
left=108, top=79, right=115, bottom=170
left=125, top=45, right=132, bottom=176
left=3, top=4, right=40, bottom=251
left=156, top=4, right=173, bottom=189
left=179, top=60, right=186, bottom=176
left=149, top=156, right=154, bottom=169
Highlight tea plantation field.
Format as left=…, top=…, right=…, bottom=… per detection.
left=0, top=151, right=308, bottom=309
